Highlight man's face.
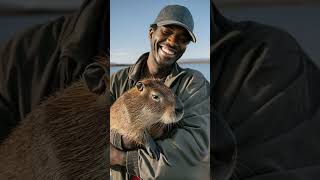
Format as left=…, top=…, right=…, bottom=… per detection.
left=149, top=25, right=191, bottom=67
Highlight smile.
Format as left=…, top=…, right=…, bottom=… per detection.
left=159, top=45, right=176, bottom=56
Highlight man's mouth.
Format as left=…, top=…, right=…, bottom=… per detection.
left=159, top=45, right=177, bottom=56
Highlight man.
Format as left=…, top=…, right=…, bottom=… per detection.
left=109, top=4, right=210, bottom=180
left=212, top=2, right=320, bottom=180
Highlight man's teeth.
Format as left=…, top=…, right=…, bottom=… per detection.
left=161, top=46, right=175, bottom=55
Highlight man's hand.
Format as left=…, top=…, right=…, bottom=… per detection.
left=110, top=144, right=126, bottom=166
left=143, top=130, right=162, bottom=160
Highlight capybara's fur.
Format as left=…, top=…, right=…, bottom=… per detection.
left=0, top=58, right=109, bottom=179
left=110, top=78, right=184, bottom=145
left=0, top=57, right=183, bottom=179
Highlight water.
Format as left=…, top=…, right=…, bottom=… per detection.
left=111, top=63, right=210, bottom=82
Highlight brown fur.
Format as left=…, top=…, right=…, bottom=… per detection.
left=0, top=56, right=182, bottom=179
left=110, top=78, right=183, bottom=145
left=0, top=58, right=110, bottom=179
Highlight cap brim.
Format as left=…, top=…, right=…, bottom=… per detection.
left=151, top=20, right=196, bottom=43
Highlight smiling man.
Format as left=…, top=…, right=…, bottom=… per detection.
left=149, top=25, right=189, bottom=69
left=110, top=5, right=210, bottom=180
left=145, top=24, right=192, bottom=79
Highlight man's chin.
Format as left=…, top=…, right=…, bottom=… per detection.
left=156, top=57, right=176, bottom=66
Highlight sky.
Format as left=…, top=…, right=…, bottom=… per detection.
left=110, top=0, right=210, bottom=64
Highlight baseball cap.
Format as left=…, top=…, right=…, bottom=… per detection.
left=151, top=5, right=196, bottom=43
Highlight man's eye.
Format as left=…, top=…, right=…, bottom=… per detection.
left=178, top=36, right=189, bottom=44
left=162, top=29, right=171, bottom=35
left=180, top=37, right=187, bottom=43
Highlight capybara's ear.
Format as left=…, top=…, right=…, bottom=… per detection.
left=136, top=81, right=144, bottom=91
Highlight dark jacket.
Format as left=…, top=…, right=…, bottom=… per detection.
left=212, top=2, right=320, bottom=180
left=0, top=0, right=109, bottom=142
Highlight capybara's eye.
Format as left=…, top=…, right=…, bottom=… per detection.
left=152, top=94, right=160, bottom=102
left=136, top=82, right=144, bottom=91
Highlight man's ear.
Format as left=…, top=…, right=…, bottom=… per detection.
left=149, top=27, right=154, bottom=39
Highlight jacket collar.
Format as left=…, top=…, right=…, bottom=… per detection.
left=212, top=2, right=234, bottom=44
left=211, top=2, right=244, bottom=87
left=59, top=0, right=107, bottom=64
left=128, top=52, right=185, bottom=88
left=211, top=2, right=244, bottom=53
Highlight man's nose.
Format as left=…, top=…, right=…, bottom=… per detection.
left=167, top=34, right=178, bottom=46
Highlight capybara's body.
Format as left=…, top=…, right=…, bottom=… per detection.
left=0, top=59, right=183, bottom=179
left=0, top=80, right=109, bottom=180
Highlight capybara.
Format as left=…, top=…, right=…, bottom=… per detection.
left=0, top=58, right=109, bottom=180
left=110, top=78, right=184, bottom=149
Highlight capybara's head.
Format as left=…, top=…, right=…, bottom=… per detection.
left=124, top=78, right=184, bottom=128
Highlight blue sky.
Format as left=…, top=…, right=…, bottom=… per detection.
left=110, top=0, right=210, bottom=64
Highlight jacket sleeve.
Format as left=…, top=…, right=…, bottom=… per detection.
left=126, top=72, right=210, bottom=180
